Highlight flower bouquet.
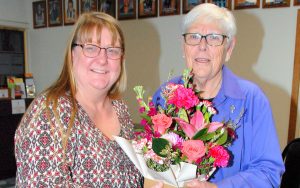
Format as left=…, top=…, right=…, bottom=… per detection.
left=115, top=69, right=236, bottom=187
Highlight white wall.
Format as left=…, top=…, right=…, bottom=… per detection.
left=0, top=0, right=299, bottom=150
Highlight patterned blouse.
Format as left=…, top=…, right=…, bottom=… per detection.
left=15, top=94, right=143, bottom=188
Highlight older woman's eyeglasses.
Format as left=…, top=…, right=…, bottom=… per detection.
left=182, top=33, right=228, bottom=46
left=72, top=43, right=123, bottom=60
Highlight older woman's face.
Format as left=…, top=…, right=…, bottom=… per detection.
left=72, top=27, right=122, bottom=95
left=183, top=21, right=235, bottom=84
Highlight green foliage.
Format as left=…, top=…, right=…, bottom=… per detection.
left=152, top=138, right=170, bottom=157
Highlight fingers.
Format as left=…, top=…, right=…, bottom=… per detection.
left=185, top=179, right=218, bottom=188
left=185, top=179, right=200, bottom=187
left=151, top=181, right=164, bottom=188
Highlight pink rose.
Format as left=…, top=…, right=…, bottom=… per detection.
left=182, top=140, right=206, bottom=162
left=209, top=145, right=230, bottom=167
left=151, top=114, right=172, bottom=134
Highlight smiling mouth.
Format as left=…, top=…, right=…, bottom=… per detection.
left=195, top=57, right=210, bottom=63
left=91, top=69, right=108, bottom=74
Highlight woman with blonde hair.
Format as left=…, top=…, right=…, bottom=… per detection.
left=15, top=12, right=143, bottom=187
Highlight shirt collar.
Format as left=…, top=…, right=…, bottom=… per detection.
left=216, top=65, right=245, bottom=102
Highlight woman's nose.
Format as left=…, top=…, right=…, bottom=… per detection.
left=97, top=49, right=108, bottom=64
left=198, top=38, right=207, bottom=51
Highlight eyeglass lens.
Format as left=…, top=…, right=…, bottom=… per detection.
left=183, top=33, right=227, bottom=46
left=75, top=44, right=123, bottom=59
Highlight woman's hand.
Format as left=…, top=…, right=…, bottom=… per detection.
left=150, top=181, right=164, bottom=188
left=185, top=179, right=217, bottom=188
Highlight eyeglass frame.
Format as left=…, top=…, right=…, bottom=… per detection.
left=182, top=33, right=229, bottom=47
left=72, top=43, right=124, bottom=60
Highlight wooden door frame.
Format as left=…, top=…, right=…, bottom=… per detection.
left=288, top=9, right=300, bottom=143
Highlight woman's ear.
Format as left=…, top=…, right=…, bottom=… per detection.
left=225, top=37, right=236, bottom=62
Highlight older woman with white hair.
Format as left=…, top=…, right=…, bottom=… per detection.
left=153, top=3, right=284, bottom=188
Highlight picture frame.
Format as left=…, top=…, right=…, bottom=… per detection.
left=80, top=0, right=97, bottom=14
left=117, top=0, right=136, bottom=20
left=138, top=0, right=157, bottom=18
left=159, top=0, right=180, bottom=16
left=0, top=88, right=9, bottom=99
left=64, top=0, right=79, bottom=25
left=182, top=0, right=204, bottom=13
left=207, top=0, right=232, bottom=9
left=262, top=0, right=290, bottom=8
left=48, top=0, right=63, bottom=27
left=234, top=0, right=260, bottom=9
left=32, top=1, right=47, bottom=29
left=98, top=0, right=116, bottom=18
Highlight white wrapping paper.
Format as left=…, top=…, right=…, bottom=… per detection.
left=114, top=136, right=198, bottom=187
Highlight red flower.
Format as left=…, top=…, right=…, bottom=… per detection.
left=209, top=146, right=230, bottom=167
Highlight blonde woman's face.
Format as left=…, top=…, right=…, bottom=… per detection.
left=72, top=27, right=122, bottom=95
left=183, top=21, right=235, bottom=84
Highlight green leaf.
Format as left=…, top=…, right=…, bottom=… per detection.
left=152, top=138, right=170, bottom=157
left=140, top=114, right=151, bottom=122
left=201, top=132, right=215, bottom=141
left=178, top=108, right=189, bottom=122
left=204, top=112, right=210, bottom=123
left=192, top=128, right=208, bottom=140
left=216, top=129, right=228, bottom=145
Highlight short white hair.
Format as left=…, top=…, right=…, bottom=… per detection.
left=182, top=3, right=237, bottom=42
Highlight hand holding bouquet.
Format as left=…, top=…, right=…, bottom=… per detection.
left=115, top=69, right=237, bottom=187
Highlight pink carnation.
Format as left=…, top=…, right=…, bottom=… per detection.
left=209, top=146, right=230, bottom=167
left=167, top=85, right=199, bottom=110
left=139, top=107, right=146, bottom=113
left=147, top=107, right=157, bottom=116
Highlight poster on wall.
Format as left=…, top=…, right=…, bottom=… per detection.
left=32, top=1, right=47, bottom=29
left=138, top=0, right=157, bottom=18
left=182, top=0, right=204, bottom=13
left=159, top=0, right=180, bottom=16
left=64, top=0, right=79, bottom=25
left=80, top=0, right=97, bottom=14
left=207, top=0, right=231, bottom=9
left=262, top=0, right=290, bottom=8
left=117, top=0, right=136, bottom=20
left=98, top=0, right=116, bottom=18
left=234, top=0, right=260, bottom=9
left=48, top=0, right=63, bottom=27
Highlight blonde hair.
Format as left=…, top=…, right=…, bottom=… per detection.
left=44, top=12, right=126, bottom=151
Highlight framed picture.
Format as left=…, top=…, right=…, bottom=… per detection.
left=138, top=0, right=157, bottom=18
left=64, top=0, right=79, bottom=25
left=295, top=0, right=300, bottom=5
left=80, top=0, right=97, bottom=14
left=207, top=0, right=232, bottom=9
left=98, top=0, right=116, bottom=18
left=48, top=0, right=63, bottom=27
left=117, top=0, right=136, bottom=20
left=234, top=0, right=260, bottom=9
left=0, top=88, right=9, bottom=99
left=159, top=0, right=180, bottom=16
left=262, top=0, right=290, bottom=8
left=32, top=1, right=47, bottom=29
left=183, top=0, right=204, bottom=13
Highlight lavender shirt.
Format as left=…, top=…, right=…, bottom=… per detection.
left=152, top=65, right=285, bottom=188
